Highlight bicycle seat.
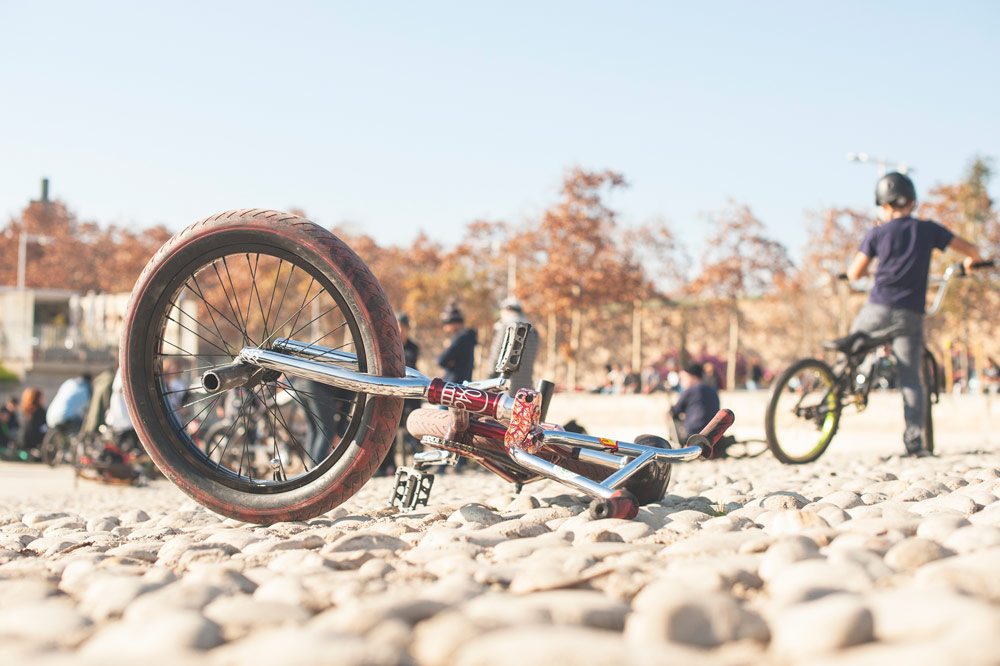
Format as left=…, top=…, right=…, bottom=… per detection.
left=823, top=332, right=893, bottom=354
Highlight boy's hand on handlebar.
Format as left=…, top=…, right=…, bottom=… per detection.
left=964, top=257, right=995, bottom=273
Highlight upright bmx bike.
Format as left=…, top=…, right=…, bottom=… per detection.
left=765, top=260, right=994, bottom=464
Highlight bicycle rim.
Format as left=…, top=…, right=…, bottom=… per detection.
left=768, top=361, right=840, bottom=463
left=146, top=246, right=367, bottom=493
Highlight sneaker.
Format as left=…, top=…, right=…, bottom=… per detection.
left=905, top=447, right=931, bottom=458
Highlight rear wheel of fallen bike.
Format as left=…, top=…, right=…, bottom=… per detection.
left=765, top=358, right=842, bottom=464
left=121, top=209, right=404, bottom=523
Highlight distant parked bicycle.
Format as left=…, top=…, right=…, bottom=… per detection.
left=765, top=260, right=994, bottom=464
left=40, top=419, right=81, bottom=467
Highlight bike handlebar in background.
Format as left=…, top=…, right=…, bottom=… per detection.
left=927, top=259, right=994, bottom=315
left=963, top=259, right=996, bottom=274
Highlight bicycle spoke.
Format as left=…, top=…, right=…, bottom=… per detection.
left=259, top=382, right=318, bottom=471
left=187, top=274, right=242, bottom=350
left=286, top=306, right=339, bottom=345
left=263, top=259, right=285, bottom=340
left=247, top=253, right=271, bottom=344
left=277, top=379, right=355, bottom=435
left=165, top=313, right=233, bottom=357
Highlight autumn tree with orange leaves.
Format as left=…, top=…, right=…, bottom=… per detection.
left=687, top=203, right=793, bottom=388
left=0, top=200, right=171, bottom=292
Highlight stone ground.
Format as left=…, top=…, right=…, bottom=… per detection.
left=1, top=394, right=999, bottom=665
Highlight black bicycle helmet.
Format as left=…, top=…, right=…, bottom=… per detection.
left=875, top=172, right=916, bottom=208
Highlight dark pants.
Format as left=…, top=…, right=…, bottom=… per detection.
left=299, top=380, right=351, bottom=462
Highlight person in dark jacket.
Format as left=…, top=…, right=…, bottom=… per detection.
left=670, top=363, right=720, bottom=439
left=379, top=312, right=422, bottom=476
left=437, top=301, right=477, bottom=384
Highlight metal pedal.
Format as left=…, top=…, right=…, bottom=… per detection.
left=389, top=466, right=435, bottom=512
left=494, top=322, right=532, bottom=376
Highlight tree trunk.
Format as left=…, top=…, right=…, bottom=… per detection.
left=678, top=305, right=688, bottom=366
left=727, top=308, right=739, bottom=390
left=631, top=299, right=643, bottom=371
left=568, top=307, right=582, bottom=390
left=546, top=309, right=558, bottom=382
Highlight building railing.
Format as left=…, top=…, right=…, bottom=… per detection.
left=30, top=325, right=119, bottom=364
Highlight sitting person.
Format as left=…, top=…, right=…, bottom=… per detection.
left=17, top=388, right=47, bottom=460
left=46, top=374, right=92, bottom=434
left=670, top=363, right=731, bottom=458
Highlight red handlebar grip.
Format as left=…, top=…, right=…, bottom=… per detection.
left=699, top=409, right=735, bottom=445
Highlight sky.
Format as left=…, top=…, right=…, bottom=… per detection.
left=1, top=1, right=997, bottom=262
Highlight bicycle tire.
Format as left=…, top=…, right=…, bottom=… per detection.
left=121, top=209, right=404, bottom=523
left=40, top=429, right=61, bottom=467
left=922, top=350, right=936, bottom=455
left=765, top=358, right=842, bottom=464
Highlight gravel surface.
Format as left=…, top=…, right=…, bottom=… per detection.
left=1, top=436, right=999, bottom=664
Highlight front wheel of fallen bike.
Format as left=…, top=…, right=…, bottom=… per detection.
left=765, top=358, right=842, bottom=464
left=121, top=209, right=404, bottom=524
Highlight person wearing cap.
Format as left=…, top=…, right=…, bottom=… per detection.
left=487, top=298, right=540, bottom=395
left=437, top=301, right=477, bottom=384
left=670, top=362, right=721, bottom=442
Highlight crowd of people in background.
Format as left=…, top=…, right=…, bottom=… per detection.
left=0, top=368, right=144, bottom=469
left=594, top=355, right=765, bottom=395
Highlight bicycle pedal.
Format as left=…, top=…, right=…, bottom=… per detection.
left=389, top=466, right=435, bottom=512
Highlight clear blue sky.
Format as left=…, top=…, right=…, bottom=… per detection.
left=1, top=1, right=997, bottom=261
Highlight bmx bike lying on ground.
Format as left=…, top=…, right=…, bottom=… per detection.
left=765, top=260, right=995, bottom=464
left=120, top=209, right=735, bottom=524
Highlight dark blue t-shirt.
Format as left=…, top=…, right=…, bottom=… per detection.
left=671, top=383, right=720, bottom=436
left=437, top=328, right=478, bottom=383
left=859, top=217, right=953, bottom=314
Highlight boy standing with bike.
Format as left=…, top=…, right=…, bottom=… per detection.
left=846, top=172, right=985, bottom=456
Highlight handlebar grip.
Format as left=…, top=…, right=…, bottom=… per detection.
left=836, top=273, right=849, bottom=282
left=971, top=259, right=995, bottom=269
left=686, top=408, right=736, bottom=458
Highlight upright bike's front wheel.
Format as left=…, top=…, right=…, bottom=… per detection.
left=765, top=358, right=842, bottom=464
left=121, top=209, right=404, bottom=523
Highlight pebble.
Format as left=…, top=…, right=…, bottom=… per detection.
left=0, top=598, right=92, bottom=647
left=81, top=610, right=222, bottom=657
left=916, top=548, right=1000, bottom=601
left=625, top=589, right=769, bottom=647
left=942, top=525, right=1000, bottom=553
left=203, top=595, right=312, bottom=639
left=770, top=594, right=874, bottom=658
left=758, top=535, right=820, bottom=580
left=883, top=537, right=954, bottom=571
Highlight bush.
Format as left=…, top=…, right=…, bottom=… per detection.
left=0, top=363, right=18, bottom=383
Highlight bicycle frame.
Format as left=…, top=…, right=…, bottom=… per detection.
left=204, top=336, right=728, bottom=514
